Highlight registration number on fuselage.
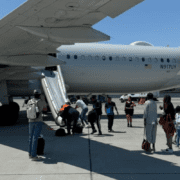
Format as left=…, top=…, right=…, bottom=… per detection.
left=160, top=65, right=176, bottom=69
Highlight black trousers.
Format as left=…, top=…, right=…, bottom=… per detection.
left=90, top=115, right=102, bottom=133
left=67, top=112, right=79, bottom=134
left=107, top=115, right=114, bottom=130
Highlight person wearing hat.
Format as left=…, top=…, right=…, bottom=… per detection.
left=27, top=89, right=45, bottom=161
left=90, top=95, right=102, bottom=135
left=143, top=93, right=158, bottom=153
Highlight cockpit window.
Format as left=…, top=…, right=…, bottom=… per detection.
left=67, top=55, right=70, bottom=59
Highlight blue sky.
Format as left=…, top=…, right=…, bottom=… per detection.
left=0, top=0, right=180, bottom=47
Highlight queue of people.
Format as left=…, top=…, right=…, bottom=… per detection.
left=26, top=90, right=180, bottom=161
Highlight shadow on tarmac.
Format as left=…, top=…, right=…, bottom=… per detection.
left=1, top=111, right=180, bottom=178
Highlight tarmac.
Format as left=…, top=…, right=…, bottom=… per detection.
left=0, top=95, right=180, bottom=180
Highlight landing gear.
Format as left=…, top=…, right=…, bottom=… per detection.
left=0, top=102, right=20, bottom=126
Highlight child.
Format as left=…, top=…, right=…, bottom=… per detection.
left=174, top=106, right=180, bottom=147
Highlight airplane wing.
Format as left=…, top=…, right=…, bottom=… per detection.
left=0, top=0, right=144, bottom=66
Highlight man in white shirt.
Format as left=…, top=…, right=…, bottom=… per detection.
left=143, top=93, right=158, bottom=152
left=75, top=96, right=89, bottom=127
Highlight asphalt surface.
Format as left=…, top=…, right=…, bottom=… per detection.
left=0, top=95, right=180, bottom=180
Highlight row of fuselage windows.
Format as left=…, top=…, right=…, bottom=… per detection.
left=66, top=55, right=176, bottom=63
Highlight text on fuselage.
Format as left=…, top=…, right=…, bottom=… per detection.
left=160, top=65, right=176, bottom=69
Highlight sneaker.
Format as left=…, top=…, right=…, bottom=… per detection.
left=108, top=129, right=111, bottom=132
left=130, top=124, right=132, bottom=127
left=110, top=129, right=114, bottom=132
left=31, top=156, right=42, bottom=161
left=127, top=124, right=129, bottom=127
left=91, top=129, right=97, bottom=134
left=162, top=148, right=173, bottom=153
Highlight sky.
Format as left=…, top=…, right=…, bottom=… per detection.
left=0, top=0, right=180, bottom=47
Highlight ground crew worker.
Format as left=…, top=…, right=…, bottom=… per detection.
left=75, top=96, right=89, bottom=127
left=105, top=97, right=119, bottom=132
left=60, top=102, right=79, bottom=135
left=28, top=89, right=45, bottom=161
left=91, top=95, right=102, bottom=135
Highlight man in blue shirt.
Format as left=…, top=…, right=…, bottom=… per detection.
left=105, top=97, right=119, bottom=132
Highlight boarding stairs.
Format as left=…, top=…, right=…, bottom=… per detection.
left=41, top=65, right=68, bottom=127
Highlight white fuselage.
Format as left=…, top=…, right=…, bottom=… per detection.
left=57, top=43, right=180, bottom=94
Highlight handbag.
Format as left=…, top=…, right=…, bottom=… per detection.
left=142, top=126, right=150, bottom=151
left=159, top=115, right=166, bottom=125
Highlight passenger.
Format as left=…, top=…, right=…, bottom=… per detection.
left=105, top=97, right=119, bottom=132
left=60, top=102, right=79, bottom=135
left=124, top=96, right=136, bottom=127
left=173, top=106, right=180, bottom=147
left=143, top=93, right=158, bottom=152
left=75, top=96, right=89, bottom=127
left=27, top=89, right=45, bottom=161
left=90, top=95, right=102, bottom=135
left=159, top=95, right=176, bottom=153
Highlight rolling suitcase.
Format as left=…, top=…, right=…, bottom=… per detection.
left=37, top=135, right=45, bottom=155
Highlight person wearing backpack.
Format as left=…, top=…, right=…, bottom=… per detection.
left=90, top=95, right=102, bottom=135
left=105, top=97, right=119, bottom=132
left=27, top=89, right=45, bottom=161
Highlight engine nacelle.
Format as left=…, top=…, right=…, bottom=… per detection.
left=7, top=80, right=42, bottom=96
left=130, top=41, right=153, bottom=46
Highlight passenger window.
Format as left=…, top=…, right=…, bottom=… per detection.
left=167, top=58, right=170, bottom=63
left=135, top=57, right=139, bottom=62
left=154, top=58, right=158, bottom=62
left=161, top=58, right=164, bottom=62
left=142, top=57, right=145, bottom=62
left=173, top=59, right=176, bottom=63
left=148, top=58, right=151, bottom=62
left=95, top=56, right=99, bottom=60
left=129, top=57, right=132, bottom=61
left=116, top=56, right=120, bottom=61
left=88, top=55, right=92, bottom=60
left=67, top=55, right=70, bottom=59
left=81, top=55, right=85, bottom=60
left=74, top=55, right=77, bottom=59
left=109, top=56, right=112, bottom=61
left=102, top=56, right=106, bottom=61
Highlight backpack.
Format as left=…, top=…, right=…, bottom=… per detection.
left=27, top=99, right=39, bottom=119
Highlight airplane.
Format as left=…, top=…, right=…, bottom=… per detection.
left=0, top=0, right=179, bottom=127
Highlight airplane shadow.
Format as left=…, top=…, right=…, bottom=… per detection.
left=0, top=112, right=180, bottom=179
